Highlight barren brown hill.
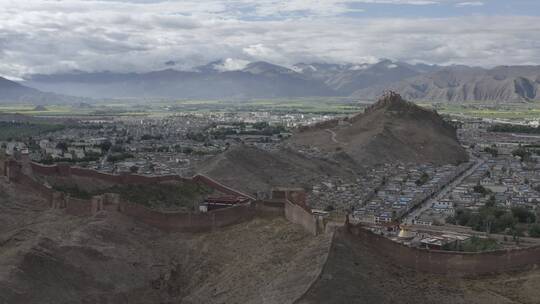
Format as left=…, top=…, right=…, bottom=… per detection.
left=291, top=93, right=468, bottom=166
left=199, top=93, right=466, bottom=195
left=198, top=145, right=358, bottom=195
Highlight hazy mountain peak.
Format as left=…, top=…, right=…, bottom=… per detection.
left=242, top=61, right=297, bottom=75
left=14, top=59, right=540, bottom=103
left=0, top=76, right=23, bottom=89
left=0, top=76, right=87, bottom=104
left=195, top=58, right=250, bottom=73
left=348, top=64, right=369, bottom=71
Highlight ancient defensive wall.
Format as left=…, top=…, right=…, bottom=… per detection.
left=347, top=223, right=540, bottom=277
left=3, top=158, right=321, bottom=234
left=28, top=161, right=253, bottom=199
left=273, top=187, right=323, bottom=236
left=4, top=157, right=540, bottom=276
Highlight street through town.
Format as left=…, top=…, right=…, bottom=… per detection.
left=403, top=155, right=486, bottom=224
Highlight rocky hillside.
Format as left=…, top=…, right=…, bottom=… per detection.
left=353, top=65, right=540, bottom=102
left=294, top=60, right=422, bottom=95
left=291, top=92, right=468, bottom=166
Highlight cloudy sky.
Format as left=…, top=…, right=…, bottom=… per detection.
left=1, top=0, right=540, bottom=78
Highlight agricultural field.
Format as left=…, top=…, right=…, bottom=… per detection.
left=0, top=121, right=65, bottom=141
left=160, top=97, right=364, bottom=114
left=0, top=98, right=365, bottom=117
left=0, top=104, right=149, bottom=117
left=430, top=102, right=540, bottom=121
left=1, top=99, right=539, bottom=120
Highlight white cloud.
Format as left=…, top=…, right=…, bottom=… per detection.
left=213, top=58, right=250, bottom=71
left=0, top=1, right=539, bottom=78
left=455, top=1, right=484, bottom=7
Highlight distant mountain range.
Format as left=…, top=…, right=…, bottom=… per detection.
left=0, top=77, right=87, bottom=104
left=22, top=61, right=336, bottom=100
left=7, top=59, right=540, bottom=103
left=352, top=65, right=540, bottom=103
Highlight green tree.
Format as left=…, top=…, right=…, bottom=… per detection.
left=56, top=141, right=68, bottom=152
left=512, top=147, right=531, bottom=162
left=486, top=195, right=496, bottom=207
left=483, top=146, right=498, bottom=157
left=100, top=140, right=112, bottom=153
left=415, top=172, right=429, bottom=186
left=511, top=207, right=536, bottom=223
left=529, top=224, right=540, bottom=238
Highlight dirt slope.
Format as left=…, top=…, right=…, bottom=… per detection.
left=0, top=179, right=332, bottom=304
left=299, top=229, right=540, bottom=304
left=199, top=145, right=358, bottom=195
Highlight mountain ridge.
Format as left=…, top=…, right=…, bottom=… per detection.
left=0, top=76, right=86, bottom=104
left=352, top=65, right=540, bottom=102
left=18, top=60, right=540, bottom=102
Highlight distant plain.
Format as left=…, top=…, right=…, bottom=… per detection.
left=0, top=98, right=539, bottom=120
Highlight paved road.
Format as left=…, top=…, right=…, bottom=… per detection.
left=403, top=156, right=485, bottom=224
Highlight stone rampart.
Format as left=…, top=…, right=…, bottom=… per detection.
left=253, top=200, right=285, bottom=217
left=64, top=196, right=94, bottom=217
left=4, top=159, right=263, bottom=232
left=272, top=188, right=319, bottom=236
left=348, top=224, right=540, bottom=277
left=193, top=174, right=255, bottom=199
left=285, top=199, right=318, bottom=236
left=118, top=200, right=255, bottom=232
left=30, top=162, right=195, bottom=192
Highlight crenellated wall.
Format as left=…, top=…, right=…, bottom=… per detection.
left=0, top=154, right=6, bottom=177
left=30, top=162, right=196, bottom=192
left=3, top=159, right=261, bottom=232
left=29, top=162, right=254, bottom=199
left=117, top=200, right=255, bottom=232
left=285, top=199, right=318, bottom=236
left=348, top=224, right=540, bottom=277
left=6, top=160, right=54, bottom=203
left=272, top=188, right=319, bottom=236
left=253, top=200, right=285, bottom=218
